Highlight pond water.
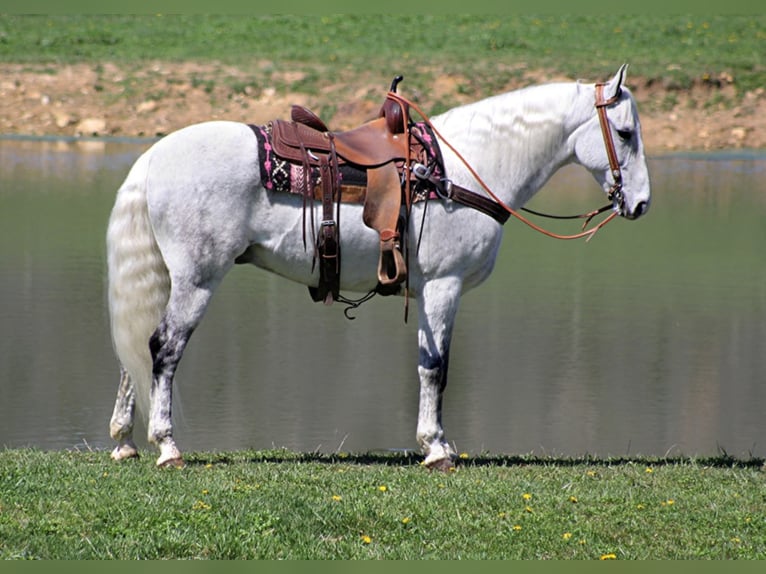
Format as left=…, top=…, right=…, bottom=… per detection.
left=1, top=137, right=764, bottom=459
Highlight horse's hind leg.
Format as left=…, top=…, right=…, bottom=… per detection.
left=146, top=276, right=220, bottom=467
left=109, top=365, right=139, bottom=460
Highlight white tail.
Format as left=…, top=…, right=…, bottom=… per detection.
left=106, top=150, right=170, bottom=419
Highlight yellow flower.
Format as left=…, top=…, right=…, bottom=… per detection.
left=645, top=467, right=654, bottom=473
left=637, top=503, right=645, bottom=510
left=522, top=493, right=532, bottom=501
left=525, top=506, right=533, bottom=513
left=563, top=532, right=573, bottom=541
left=201, top=489, right=209, bottom=495
left=401, top=517, right=411, bottom=525
left=512, top=525, right=522, bottom=531
left=331, top=495, right=342, bottom=501
left=204, top=463, right=213, bottom=469
left=569, top=496, right=578, bottom=503
left=459, top=452, right=469, bottom=459
left=361, top=535, right=372, bottom=544
left=378, top=485, right=388, bottom=492
left=600, top=553, right=617, bottom=560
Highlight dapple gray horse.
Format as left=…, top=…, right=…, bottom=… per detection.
left=106, top=65, right=650, bottom=469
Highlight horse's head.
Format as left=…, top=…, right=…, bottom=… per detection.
left=574, top=64, right=651, bottom=220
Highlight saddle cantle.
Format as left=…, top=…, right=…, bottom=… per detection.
left=290, top=104, right=328, bottom=132
left=268, top=83, right=416, bottom=304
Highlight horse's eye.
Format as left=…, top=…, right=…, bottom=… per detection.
left=616, top=129, right=632, bottom=141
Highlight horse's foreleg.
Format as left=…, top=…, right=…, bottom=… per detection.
left=109, top=365, right=139, bottom=460
left=416, top=277, right=461, bottom=470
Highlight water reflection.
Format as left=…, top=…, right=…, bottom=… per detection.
left=1, top=139, right=764, bottom=459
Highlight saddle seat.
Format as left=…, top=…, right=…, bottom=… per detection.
left=271, top=114, right=410, bottom=168
left=269, top=94, right=414, bottom=304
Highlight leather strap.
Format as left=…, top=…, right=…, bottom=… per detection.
left=423, top=174, right=510, bottom=225
left=313, top=139, right=341, bottom=305
left=449, top=184, right=511, bottom=224
left=594, top=83, right=624, bottom=208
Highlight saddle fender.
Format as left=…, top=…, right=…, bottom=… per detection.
left=364, top=164, right=407, bottom=286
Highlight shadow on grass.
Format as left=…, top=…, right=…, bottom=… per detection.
left=183, top=449, right=765, bottom=470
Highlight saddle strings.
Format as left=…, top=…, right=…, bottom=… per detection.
left=386, top=92, right=619, bottom=242
left=335, top=289, right=378, bottom=320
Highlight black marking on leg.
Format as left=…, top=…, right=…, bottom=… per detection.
left=419, top=346, right=450, bottom=392
left=149, top=320, right=193, bottom=380
left=419, top=348, right=445, bottom=371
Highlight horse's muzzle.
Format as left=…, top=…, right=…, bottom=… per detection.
left=623, top=200, right=649, bottom=220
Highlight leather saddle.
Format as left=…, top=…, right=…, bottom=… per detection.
left=269, top=87, right=413, bottom=304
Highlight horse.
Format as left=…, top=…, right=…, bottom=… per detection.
left=106, top=64, right=651, bottom=470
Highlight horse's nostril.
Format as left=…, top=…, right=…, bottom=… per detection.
left=633, top=201, right=648, bottom=218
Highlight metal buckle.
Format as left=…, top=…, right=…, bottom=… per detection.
left=412, top=162, right=432, bottom=180
left=608, top=186, right=624, bottom=213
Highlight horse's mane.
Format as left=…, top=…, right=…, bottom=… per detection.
left=431, top=81, right=583, bottom=193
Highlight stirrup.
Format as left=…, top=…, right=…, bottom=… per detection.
left=377, top=232, right=407, bottom=286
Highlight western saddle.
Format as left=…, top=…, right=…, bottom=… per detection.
left=269, top=77, right=423, bottom=305
left=265, top=77, right=509, bottom=306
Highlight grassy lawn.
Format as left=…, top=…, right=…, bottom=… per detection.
left=1, top=14, right=764, bottom=110
left=0, top=449, right=763, bottom=559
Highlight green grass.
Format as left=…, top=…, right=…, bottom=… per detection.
left=0, top=14, right=765, bottom=107
left=1, top=449, right=763, bottom=559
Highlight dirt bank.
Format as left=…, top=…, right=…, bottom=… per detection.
left=2, top=62, right=765, bottom=154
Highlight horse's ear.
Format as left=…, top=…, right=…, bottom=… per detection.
left=603, top=63, right=628, bottom=101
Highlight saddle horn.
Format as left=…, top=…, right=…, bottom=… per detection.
left=381, top=75, right=408, bottom=134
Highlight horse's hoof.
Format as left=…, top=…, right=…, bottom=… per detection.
left=426, top=457, right=456, bottom=473
left=110, top=443, right=139, bottom=461
left=156, top=439, right=184, bottom=468
left=157, top=456, right=185, bottom=468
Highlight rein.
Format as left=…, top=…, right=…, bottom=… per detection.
left=387, top=86, right=624, bottom=241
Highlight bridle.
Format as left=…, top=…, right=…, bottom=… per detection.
left=387, top=82, right=628, bottom=241
left=595, top=83, right=625, bottom=215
